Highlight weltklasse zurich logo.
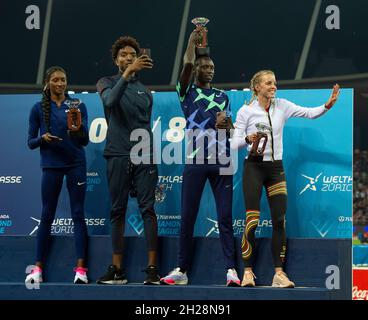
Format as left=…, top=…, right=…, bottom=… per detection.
left=299, top=172, right=323, bottom=195
left=299, top=172, right=352, bottom=195
left=29, top=216, right=106, bottom=235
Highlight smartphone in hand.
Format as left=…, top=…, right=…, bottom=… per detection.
left=49, top=135, right=63, bottom=141
left=140, top=48, right=151, bottom=59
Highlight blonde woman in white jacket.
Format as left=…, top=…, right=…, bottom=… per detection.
left=231, top=70, right=340, bottom=288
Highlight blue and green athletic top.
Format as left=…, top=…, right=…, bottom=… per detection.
left=176, top=82, right=231, bottom=163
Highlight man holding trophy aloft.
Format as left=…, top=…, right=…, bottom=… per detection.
left=230, top=70, right=340, bottom=288
left=160, top=18, right=240, bottom=286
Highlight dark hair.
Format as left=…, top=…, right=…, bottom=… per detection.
left=194, top=55, right=212, bottom=68
left=111, top=36, right=140, bottom=62
left=41, top=66, right=66, bottom=132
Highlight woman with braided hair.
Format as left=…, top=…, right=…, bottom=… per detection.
left=231, top=70, right=340, bottom=288
left=25, top=66, right=90, bottom=284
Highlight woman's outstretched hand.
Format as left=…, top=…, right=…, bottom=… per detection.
left=325, top=84, right=340, bottom=110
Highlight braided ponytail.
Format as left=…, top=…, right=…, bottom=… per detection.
left=41, top=66, right=66, bottom=133
left=41, top=86, right=51, bottom=133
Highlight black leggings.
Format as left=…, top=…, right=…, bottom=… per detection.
left=242, top=157, right=287, bottom=268
left=106, top=156, right=158, bottom=255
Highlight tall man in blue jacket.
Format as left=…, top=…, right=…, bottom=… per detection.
left=96, top=36, right=159, bottom=285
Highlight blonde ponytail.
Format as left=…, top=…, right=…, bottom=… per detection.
left=246, top=70, right=275, bottom=106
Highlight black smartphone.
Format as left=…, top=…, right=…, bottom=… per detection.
left=140, top=48, right=151, bottom=59
left=49, top=135, right=63, bottom=141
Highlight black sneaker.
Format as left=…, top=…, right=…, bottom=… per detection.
left=143, top=265, right=160, bottom=285
left=96, top=265, right=128, bottom=285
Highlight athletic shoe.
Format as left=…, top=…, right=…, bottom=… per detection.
left=241, top=270, right=256, bottom=287
left=226, top=268, right=241, bottom=287
left=272, top=271, right=295, bottom=288
left=160, top=267, right=188, bottom=285
left=96, top=265, right=128, bottom=285
left=74, top=267, right=89, bottom=284
left=25, top=266, right=43, bottom=284
left=143, top=265, right=160, bottom=285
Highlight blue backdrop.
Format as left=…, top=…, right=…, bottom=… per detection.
left=0, top=89, right=352, bottom=239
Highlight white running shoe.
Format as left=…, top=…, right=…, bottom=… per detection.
left=25, top=266, right=43, bottom=284
left=74, top=267, right=89, bottom=284
left=226, top=268, right=241, bottom=287
left=160, top=267, right=188, bottom=285
left=241, top=270, right=256, bottom=287
left=272, top=271, right=295, bottom=288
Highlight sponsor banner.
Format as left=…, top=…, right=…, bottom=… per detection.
left=353, top=268, right=368, bottom=300
left=0, top=213, right=12, bottom=234
left=86, top=171, right=102, bottom=192
left=0, top=89, right=352, bottom=238
left=28, top=217, right=107, bottom=235
left=0, top=176, right=22, bottom=184
left=127, top=213, right=181, bottom=237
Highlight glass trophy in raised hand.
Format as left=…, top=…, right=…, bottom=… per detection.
left=250, top=122, right=272, bottom=156
left=191, top=17, right=210, bottom=56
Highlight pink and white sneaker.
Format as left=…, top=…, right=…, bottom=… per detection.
left=226, top=268, right=241, bottom=287
left=25, top=266, right=43, bottom=284
left=160, top=267, right=188, bottom=285
left=74, top=267, right=89, bottom=284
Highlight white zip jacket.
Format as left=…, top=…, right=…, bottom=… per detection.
left=230, top=98, right=328, bottom=161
